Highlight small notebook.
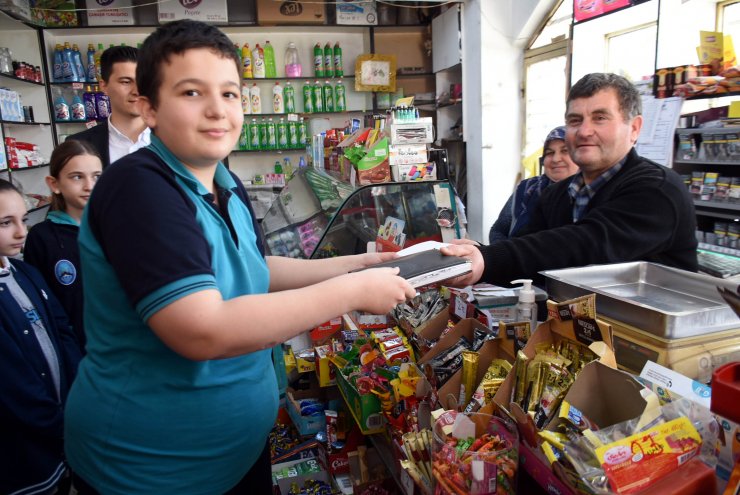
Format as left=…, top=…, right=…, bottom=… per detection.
left=356, top=249, right=472, bottom=288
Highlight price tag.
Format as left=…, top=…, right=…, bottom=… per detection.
left=453, top=293, right=468, bottom=319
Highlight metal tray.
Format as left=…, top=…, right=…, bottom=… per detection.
left=541, top=262, right=740, bottom=339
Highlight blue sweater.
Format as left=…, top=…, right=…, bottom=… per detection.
left=0, top=259, right=82, bottom=495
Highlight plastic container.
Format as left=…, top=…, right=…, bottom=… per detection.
left=249, top=83, right=261, bottom=114
left=82, top=86, right=97, bottom=120
left=263, top=41, right=276, bottom=78
left=302, top=80, right=313, bottom=113
left=711, top=361, right=740, bottom=423
left=323, top=42, right=334, bottom=78
left=277, top=118, right=288, bottom=149
left=312, top=80, right=324, bottom=113
left=284, top=42, right=302, bottom=78
left=272, top=82, right=284, bottom=114
left=333, top=42, right=343, bottom=77
left=313, top=43, right=324, bottom=78
left=70, top=92, right=86, bottom=121
left=249, top=118, right=261, bottom=150
left=322, top=80, right=334, bottom=112
left=86, top=43, right=97, bottom=82
left=241, top=83, right=251, bottom=115
left=52, top=44, right=63, bottom=82
left=284, top=82, right=296, bottom=113
left=241, top=43, right=253, bottom=79
left=62, top=42, right=76, bottom=82
left=334, top=79, right=346, bottom=112
left=266, top=117, right=277, bottom=150
left=512, top=279, right=537, bottom=330
left=432, top=411, right=518, bottom=494
left=54, top=94, right=70, bottom=121
left=94, top=88, right=110, bottom=119
left=252, top=44, right=265, bottom=78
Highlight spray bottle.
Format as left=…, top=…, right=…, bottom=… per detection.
left=511, top=279, right=537, bottom=331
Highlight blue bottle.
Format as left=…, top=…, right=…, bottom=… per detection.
left=95, top=87, right=111, bottom=119
left=62, top=42, right=76, bottom=82
left=54, top=94, right=70, bottom=121
left=71, top=44, right=85, bottom=83
left=52, top=44, right=63, bottom=82
left=86, top=43, right=97, bottom=82
left=83, top=86, right=97, bottom=120
left=70, top=92, right=86, bottom=121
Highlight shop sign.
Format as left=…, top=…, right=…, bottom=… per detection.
left=158, top=0, right=228, bottom=24
left=86, top=0, right=134, bottom=26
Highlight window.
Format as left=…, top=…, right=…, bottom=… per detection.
left=606, top=22, right=657, bottom=81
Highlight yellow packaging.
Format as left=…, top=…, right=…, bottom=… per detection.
left=459, top=350, right=479, bottom=407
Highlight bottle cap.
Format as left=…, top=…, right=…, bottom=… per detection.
left=511, top=279, right=535, bottom=303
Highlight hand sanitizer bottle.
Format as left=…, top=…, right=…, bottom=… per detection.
left=512, top=279, right=537, bottom=331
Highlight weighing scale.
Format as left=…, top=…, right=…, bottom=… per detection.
left=599, top=315, right=740, bottom=383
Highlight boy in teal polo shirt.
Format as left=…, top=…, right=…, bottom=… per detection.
left=64, top=20, right=416, bottom=495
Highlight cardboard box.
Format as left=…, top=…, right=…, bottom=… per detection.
left=158, top=0, right=227, bottom=24
left=336, top=0, right=377, bottom=25
left=347, top=311, right=392, bottom=330
left=257, top=0, right=326, bottom=25
left=286, top=387, right=327, bottom=437
left=388, top=143, right=428, bottom=165
left=335, top=365, right=385, bottom=434
left=271, top=456, right=330, bottom=495
left=388, top=118, right=434, bottom=145
left=391, top=162, right=437, bottom=182
left=310, top=317, right=343, bottom=345
left=356, top=137, right=391, bottom=185
left=314, top=345, right=336, bottom=387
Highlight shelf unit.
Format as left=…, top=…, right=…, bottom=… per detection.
left=0, top=10, right=53, bottom=199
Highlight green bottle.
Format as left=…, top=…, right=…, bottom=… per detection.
left=284, top=82, right=296, bottom=113
left=274, top=160, right=283, bottom=174
left=323, top=43, right=334, bottom=78
left=288, top=121, right=299, bottom=148
left=323, top=80, right=334, bottom=112
left=298, top=118, right=308, bottom=146
left=277, top=117, right=289, bottom=150
left=259, top=118, right=268, bottom=150
left=263, top=41, right=277, bottom=78
left=334, top=79, right=346, bottom=112
left=333, top=42, right=343, bottom=77
left=266, top=117, right=277, bottom=150
left=313, top=43, right=324, bottom=78
left=312, top=81, right=324, bottom=113
left=302, top=81, right=313, bottom=113
left=249, top=118, right=261, bottom=150
left=239, top=121, right=249, bottom=150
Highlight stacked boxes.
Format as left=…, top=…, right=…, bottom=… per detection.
left=387, top=116, right=436, bottom=182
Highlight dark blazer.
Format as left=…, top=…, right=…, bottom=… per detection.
left=66, top=121, right=110, bottom=168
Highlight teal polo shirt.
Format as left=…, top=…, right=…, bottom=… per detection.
left=65, top=136, right=275, bottom=494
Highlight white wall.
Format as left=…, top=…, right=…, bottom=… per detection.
left=465, top=0, right=557, bottom=242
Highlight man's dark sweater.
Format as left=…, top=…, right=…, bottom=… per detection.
left=480, top=148, right=698, bottom=286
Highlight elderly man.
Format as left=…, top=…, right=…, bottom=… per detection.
left=445, top=72, right=697, bottom=286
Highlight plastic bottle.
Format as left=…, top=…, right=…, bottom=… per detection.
left=239, top=121, right=249, bottom=150
left=272, top=82, right=284, bottom=114
left=241, top=82, right=251, bottom=115
left=284, top=42, right=301, bottom=78
left=259, top=118, right=269, bottom=150
left=94, top=43, right=104, bottom=83
left=263, top=41, right=277, bottom=78
left=312, top=80, right=324, bottom=113
left=72, top=44, right=85, bottom=83
left=333, top=42, right=343, bottom=77
left=83, top=85, right=97, bottom=120
left=86, top=43, right=97, bottom=82
left=234, top=43, right=242, bottom=68
left=288, top=120, right=299, bottom=148
left=512, top=279, right=538, bottom=331
left=52, top=44, right=63, bottom=82
left=283, top=157, right=294, bottom=178
left=252, top=44, right=265, bottom=78
left=249, top=83, right=261, bottom=114
left=313, top=43, right=324, bottom=78
left=54, top=93, right=70, bottom=121
left=284, top=82, right=296, bottom=113
left=62, top=42, right=76, bottom=82
left=298, top=155, right=307, bottom=168
left=298, top=118, right=308, bottom=146
left=302, top=80, right=313, bottom=113
left=334, top=79, right=346, bottom=112
left=94, top=86, right=111, bottom=119
left=70, top=91, right=86, bottom=121
left=323, top=43, right=334, bottom=78
left=241, top=43, right=253, bottom=79
left=277, top=117, right=288, bottom=149
left=266, top=117, right=277, bottom=150
left=249, top=118, right=261, bottom=150
left=274, top=160, right=283, bottom=174
left=323, top=80, right=334, bottom=112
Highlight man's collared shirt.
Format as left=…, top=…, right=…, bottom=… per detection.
left=108, top=118, right=151, bottom=165
left=568, top=155, right=628, bottom=222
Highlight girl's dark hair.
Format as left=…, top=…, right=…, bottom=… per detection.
left=0, top=178, right=20, bottom=194
left=137, top=19, right=240, bottom=109
left=49, top=140, right=101, bottom=211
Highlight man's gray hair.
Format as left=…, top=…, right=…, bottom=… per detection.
left=567, top=73, right=642, bottom=121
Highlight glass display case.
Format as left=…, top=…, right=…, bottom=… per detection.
left=261, top=167, right=461, bottom=259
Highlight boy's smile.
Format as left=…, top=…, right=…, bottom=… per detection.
left=138, top=48, right=243, bottom=175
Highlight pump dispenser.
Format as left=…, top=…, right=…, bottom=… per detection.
left=511, top=279, right=537, bottom=331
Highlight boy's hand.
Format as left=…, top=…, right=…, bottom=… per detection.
left=353, top=251, right=399, bottom=269
left=440, top=242, right=484, bottom=287
left=348, top=267, right=416, bottom=314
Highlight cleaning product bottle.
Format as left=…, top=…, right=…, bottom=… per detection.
left=334, top=79, right=346, bottom=112
left=323, top=80, right=334, bottom=112
left=252, top=43, right=265, bottom=78
left=86, top=43, right=97, bottom=82
left=283, top=157, right=293, bottom=178
left=302, top=80, right=313, bottom=113
left=284, top=42, right=301, bottom=78
left=298, top=118, right=308, bottom=146
left=241, top=82, right=251, bottom=115
left=274, top=160, right=283, bottom=174
left=94, top=43, right=104, bottom=83
left=72, top=44, right=85, bottom=83
left=333, top=42, right=343, bottom=77
left=54, top=93, right=70, bottom=121
left=83, top=85, right=97, bottom=120
left=234, top=43, right=242, bottom=68
left=313, top=43, right=324, bottom=78
left=52, top=44, right=63, bottom=82
left=249, top=83, right=261, bottom=114
left=512, top=279, right=537, bottom=331
left=239, top=121, right=249, bottom=150
left=298, top=155, right=307, bottom=168
left=323, top=42, right=334, bottom=78
left=249, top=118, right=261, bottom=150
left=263, top=41, right=276, bottom=78
left=266, top=117, right=277, bottom=150
left=241, top=43, right=253, bottom=79
left=70, top=91, right=86, bottom=121
left=277, top=117, right=288, bottom=149
left=62, top=42, right=76, bottom=82
left=284, top=81, right=295, bottom=113
left=272, top=81, right=284, bottom=114
left=312, top=80, right=324, bottom=113
left=94, top=85, right=111, bottom=119
left=288, top=120, right=299, bottom=148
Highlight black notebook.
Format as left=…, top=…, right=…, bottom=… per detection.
left=355, top=249, right=472, bottom=288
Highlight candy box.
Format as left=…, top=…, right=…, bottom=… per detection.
left=271, top=455, right=331, bottom=495
left=314, top=345, right=336, bottom=387
left=391, top=162, right=437, bottom=182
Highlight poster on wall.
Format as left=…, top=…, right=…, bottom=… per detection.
left=574, top=0, right=632, bottom=23
left=86, top=0, right=134, bottom=26
left=158, top=0, right=228, bottom=24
